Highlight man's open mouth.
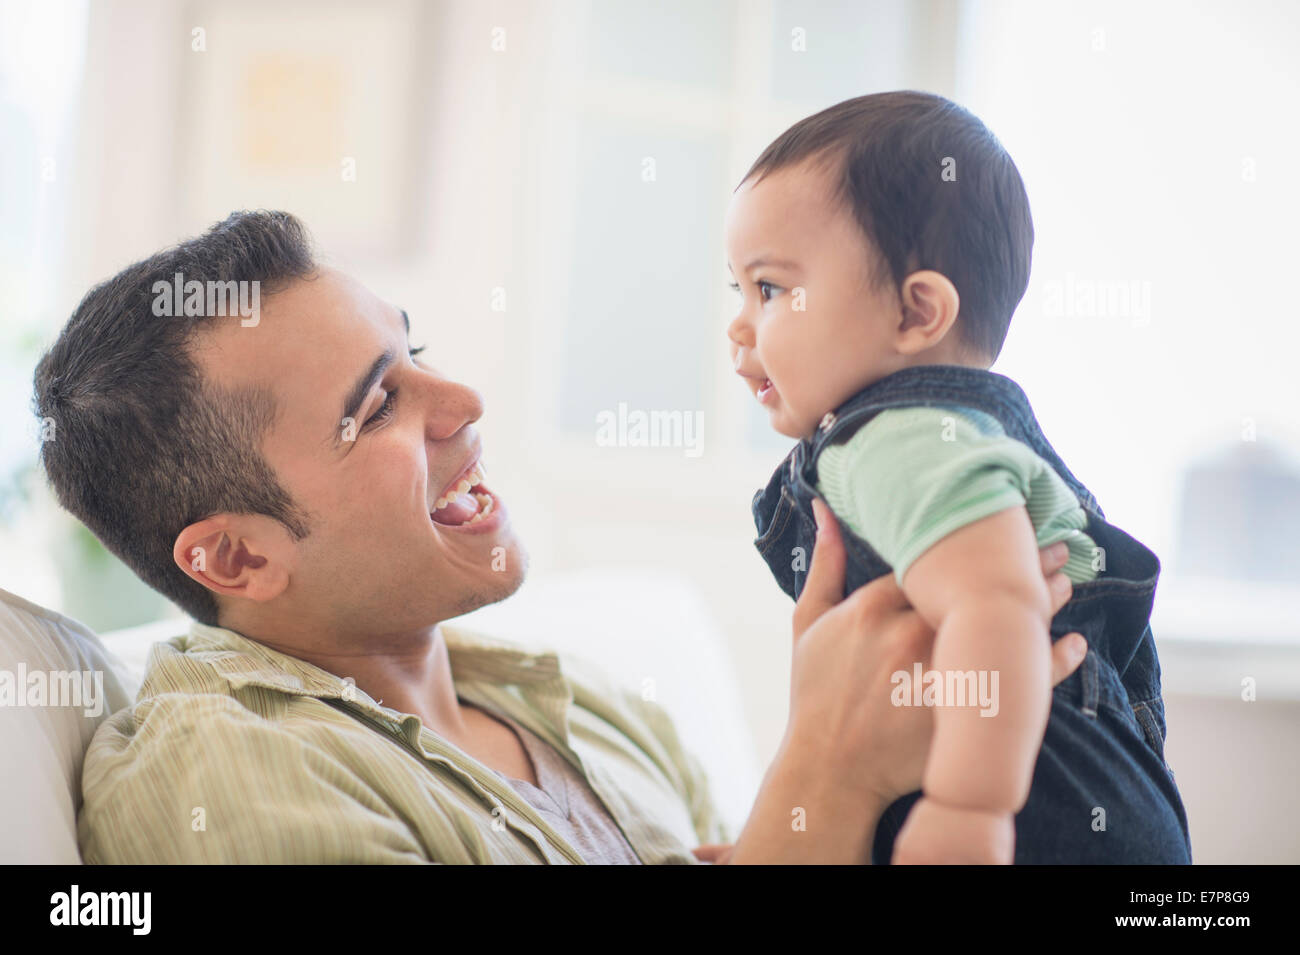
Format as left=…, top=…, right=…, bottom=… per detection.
left=429, top=460, right=495, bottom=527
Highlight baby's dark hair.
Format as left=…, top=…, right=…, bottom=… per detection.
left=743, top=90, right=1034, bottom=361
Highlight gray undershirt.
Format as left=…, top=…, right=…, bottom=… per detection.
left=483, top=708, right=643, bottom=865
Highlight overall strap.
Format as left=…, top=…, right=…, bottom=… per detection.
left=802, top=365, right=1104, bottom=517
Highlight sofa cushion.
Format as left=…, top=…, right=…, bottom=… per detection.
left=0, top=587, right=139, bottom=863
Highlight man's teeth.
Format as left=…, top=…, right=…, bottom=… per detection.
left=466, top=492, right=494, bottom=525
left=432, top=463, right=486, bottom=510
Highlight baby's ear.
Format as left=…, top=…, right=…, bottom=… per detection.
left=895, top=270, right=960, bottom=356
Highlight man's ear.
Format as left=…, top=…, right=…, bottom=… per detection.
left=895, top=269, right=961, bottom=356
left=173, top=515, right=291, bottom=605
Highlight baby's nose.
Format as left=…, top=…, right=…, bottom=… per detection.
left=726, top=313, right=753, bottom=348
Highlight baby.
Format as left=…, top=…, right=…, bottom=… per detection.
left=726, top=91, right=1191, bottom=864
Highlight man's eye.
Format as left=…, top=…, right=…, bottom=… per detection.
left=361, top=346, right=427, bottom=431
left=365, top=391, right=397, bottom=428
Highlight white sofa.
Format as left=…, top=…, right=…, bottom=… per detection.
left=0, top=587, right=141, bottom=863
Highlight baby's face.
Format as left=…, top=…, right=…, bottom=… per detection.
left=724, top=158, right=904, bottom=440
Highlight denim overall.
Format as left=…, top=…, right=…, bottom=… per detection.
left=751, top=365, right=1192, bottom=863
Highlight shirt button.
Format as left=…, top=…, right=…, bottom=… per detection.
left=819, top=412, right=836, bottom=432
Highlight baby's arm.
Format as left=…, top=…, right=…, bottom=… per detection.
left=892, top=505, right=1054, bottom=863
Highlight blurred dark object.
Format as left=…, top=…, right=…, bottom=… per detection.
left=1175, top=441, right=1300, bottom=583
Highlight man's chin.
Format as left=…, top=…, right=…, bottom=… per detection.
left=445, top=544, right=529, bottom=620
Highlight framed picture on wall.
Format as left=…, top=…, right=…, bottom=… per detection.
left=178, top=0, right=427, bottom=261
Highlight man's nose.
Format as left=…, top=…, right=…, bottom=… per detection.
left=424, top=377, right=484, bottom=439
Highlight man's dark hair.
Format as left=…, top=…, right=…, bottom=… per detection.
left=743, top=90, right=1034, bottom=360
left=32, top=210, right=318, bottom=627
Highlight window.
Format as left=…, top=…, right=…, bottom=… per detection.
left=953, top=0, right=1300, bottom=642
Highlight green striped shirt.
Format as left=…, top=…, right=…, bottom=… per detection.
left=816, top=405, right=1100, bottom=585
left=77, top=621, right=728, bottom=864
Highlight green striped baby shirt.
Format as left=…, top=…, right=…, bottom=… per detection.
left=77, top=621, right=728, bottom=864
left=816, top=405, right=1100, bottom=585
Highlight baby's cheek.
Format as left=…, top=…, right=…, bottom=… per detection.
left=779, top=382, right=815, bottom=430
left=772, top=404, right=809, bottom=440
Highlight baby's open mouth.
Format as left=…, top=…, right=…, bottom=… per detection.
left=430, top=461, right=495, bottom=526
left=757, top=378, right=774, bottom=401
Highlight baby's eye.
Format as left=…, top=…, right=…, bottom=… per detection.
left=758, top=281, right=779, bottom=302
left=727, top=280, right=741, bottom=295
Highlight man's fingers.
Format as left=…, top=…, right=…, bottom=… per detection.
left=1050, top=632, right=1088, bottom=686
left=1039, top=541, right=1069, bottom=577
left=691, top=843, right=734, bottom=864
left=1038, top=544, right=1083, bottom=683
left=845, top=569, right=913, bottom=620
left=792, top=498, right=847, bottom=641
left=1047, top=571, right=1073, bottom=616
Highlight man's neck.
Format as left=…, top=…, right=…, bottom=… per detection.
left=225, top=615, right=469, bottom=738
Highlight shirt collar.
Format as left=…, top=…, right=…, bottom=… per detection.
left=173, top=620, right=568, bottom=706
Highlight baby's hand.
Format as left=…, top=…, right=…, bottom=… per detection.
left=891, top=795, right=1015, bottom=865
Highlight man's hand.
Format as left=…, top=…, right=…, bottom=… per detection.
left=784, top=498, right=1088, bottom=808
left=728, top=498, right=1087, bottom=864
left=690, top=843, right=734, bottom=864
left=891, top=796, right=1015, bottom=865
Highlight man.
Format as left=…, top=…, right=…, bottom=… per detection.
left=34, top=212, right=1085, bottom=864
